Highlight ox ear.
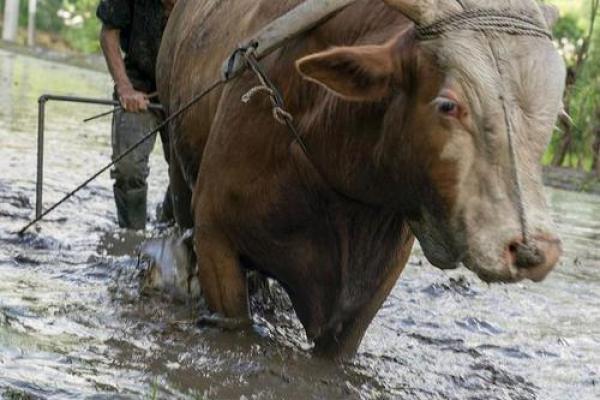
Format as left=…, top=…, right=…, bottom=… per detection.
left=540, top=4, right=560, bottom=29
left=296, top=45, right=394, bottom=102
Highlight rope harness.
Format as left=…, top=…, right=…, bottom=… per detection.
left=235, top=43, right=374, bottom=207
left=415, top=4, right=551, bottom=259
left=236, top=43, right=309, bottom=156
left=415, top=9, right=552, bottom=41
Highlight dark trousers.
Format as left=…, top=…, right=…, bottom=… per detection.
left=111, top=108, right=171, bottom=229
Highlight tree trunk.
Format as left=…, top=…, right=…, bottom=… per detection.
left=592, top=127, right=600, bottom=177
left=552, top=111, right=573, bottom=167
left=27, top=0, right=37, bottom=47
left=2, top=0, right=20, bottom=43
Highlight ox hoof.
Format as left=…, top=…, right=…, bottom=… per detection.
left=197, top=315, right=252, bottom=331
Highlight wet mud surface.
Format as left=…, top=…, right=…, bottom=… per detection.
left=1, top=50, right=599, bottom=399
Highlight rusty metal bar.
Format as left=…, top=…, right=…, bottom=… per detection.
left=36, top=97, right=45, bottom=219
left=34, top=94, right=162, bottom=220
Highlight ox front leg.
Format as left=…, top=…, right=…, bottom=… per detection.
left=314, top=236, right=414, bottom=359
left=168, top=143, right=194, bottom=230
left=313, top=270, right=402, bottom=359
left=195, top=227, right=251, bottom=330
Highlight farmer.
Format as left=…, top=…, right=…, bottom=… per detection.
left=96, top=0, right=177, bottom=230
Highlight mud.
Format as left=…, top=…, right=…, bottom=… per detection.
left=543, top=166, right=600, bottom=196
left=1, top=49, right=599, bottom=399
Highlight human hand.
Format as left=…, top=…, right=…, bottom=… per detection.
left=117, top=84, right=149, bottom=112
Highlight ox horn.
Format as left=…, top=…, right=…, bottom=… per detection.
left=382, top=0, right=460, bottom=24
left=382, top=0, right=424, bottom=22
left=539, top=4, right=560, bottom=29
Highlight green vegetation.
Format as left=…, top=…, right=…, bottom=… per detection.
left=546, top=0, right=600, bottom=176
left=0, top=0, right=100, bottom=52
left=59, top=0, right=102, bottom=53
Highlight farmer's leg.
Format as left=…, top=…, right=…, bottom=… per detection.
left=111, top=109, right=158, bottom=230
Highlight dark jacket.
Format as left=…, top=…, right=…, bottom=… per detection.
left=97, top=0, right=167, bottom=93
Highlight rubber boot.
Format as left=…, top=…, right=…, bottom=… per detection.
left=113, top=185, right=148, bottom=230
left=113, top=185, right=129, bottom=229
left=156, top=185, right=175, bottom=225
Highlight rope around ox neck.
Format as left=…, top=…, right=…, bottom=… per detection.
left=415, top=9, right=552, bottom=41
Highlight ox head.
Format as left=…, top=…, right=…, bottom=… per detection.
left=296, top=0, right=565, bottom=283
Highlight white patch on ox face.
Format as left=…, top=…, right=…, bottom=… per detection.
left=413, top=27, right=565, bottom=282
left=436, top=80, right=475, bottom=190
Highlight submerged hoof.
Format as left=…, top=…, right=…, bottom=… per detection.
left=197, top=315, right=252, bottom=331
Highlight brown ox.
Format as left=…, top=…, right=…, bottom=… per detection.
left=157, top=0, right=565, bottom=357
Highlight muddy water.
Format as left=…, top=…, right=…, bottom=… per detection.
left=0, top=49, right=599, bottom=400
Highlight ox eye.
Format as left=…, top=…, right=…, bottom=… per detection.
left=436, top=99, right=459, bottom=117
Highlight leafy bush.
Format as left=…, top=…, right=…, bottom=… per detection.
left=58, top=0, right=101, bottom=53
left=547, top=0, right=600, bottom=173
left=554, top=14, right=585, bottom=67
left=1, top=0, right=100, bottom=53
left=37, top=0, right=65, bottom=32
left=562, top=26, right=600, bottom=169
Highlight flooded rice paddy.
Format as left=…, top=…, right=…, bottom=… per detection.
left=0, top=49, right=599, bottom=399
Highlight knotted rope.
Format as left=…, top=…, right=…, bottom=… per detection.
left=233, top=44, right=310, bottom=156
left=416, top=9, right=552, bottom=41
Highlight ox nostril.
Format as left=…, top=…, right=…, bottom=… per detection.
left=504, top=235, right=561, bottom=281
left=507, top=240, right=546, bottom=269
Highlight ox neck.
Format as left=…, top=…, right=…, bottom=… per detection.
left=275, top=0, right=415, bottom=210
left=291, top=97, right=412, bottom=211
